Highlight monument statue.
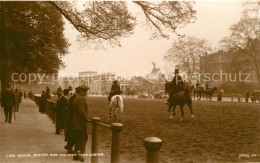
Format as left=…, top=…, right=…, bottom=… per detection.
left=151, top=62, right=160, bottom=74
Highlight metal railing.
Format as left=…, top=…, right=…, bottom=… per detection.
left=33, top=95, right=162, bottom=163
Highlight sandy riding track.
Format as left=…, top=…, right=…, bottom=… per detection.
left=1, top=97, right=259, bottom=162
left=87, top=97, right=260, bottom=162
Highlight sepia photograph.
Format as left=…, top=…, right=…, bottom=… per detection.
left=0, top=0, right=260, bottom=162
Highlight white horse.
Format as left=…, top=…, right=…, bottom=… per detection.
left=109, top=95, right=124, bottom=123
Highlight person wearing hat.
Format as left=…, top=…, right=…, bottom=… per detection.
left=206, top=81, right=210, bottom=90
left=64, top=86, right=80, bottom=154
left=55, top=89, right=69, bottom=134
left=1, top=84, right=15, bottom=123
left=195, top=80, right=200, bottom=89
left=72, top=85, right=89, bottom=161
left=108, top=80, right=123, bottom=104
left=166, top=69, right=184, bottom=105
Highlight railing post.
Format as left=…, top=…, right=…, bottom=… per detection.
left=144, top=137, right=162, bottom=163
left=111, top=123, right=123, bottom=163
left=91, top=117, right=101, bottom=163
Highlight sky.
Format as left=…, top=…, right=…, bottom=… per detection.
left=59, top=1, right=244, bottom=79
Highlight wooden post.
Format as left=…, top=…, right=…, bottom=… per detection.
left=144, top=137, right=162, bottom=163
left=91, top=117, right=101, bottom=163
left=111, top=123, right=123, bottom=163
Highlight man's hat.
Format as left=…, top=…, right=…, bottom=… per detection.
left=75, top=86, right=80, bottom=91
left=78, top=85, right=90, bottom=91
left=174, top=69, right=179, bottom=74
left=113, top=80, right=118, bottom=84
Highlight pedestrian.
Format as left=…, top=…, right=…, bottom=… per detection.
left=72, top=85, right=90, bottom=162
left=64, top=87, right=80, bottom=154
left=19, top=89, right=23, bottom=103
left=217, top=90, right=223, bottom=101
left=24, top=92, right=27, bottom=99
left=41, top=90, right=51, bottom=113
left=14, top=88, right=20, bottom=112
left=1, top=84, right=15, bottom=123
left=39, top=91, right=45, bottom=113
left=245, top=91, right=249, bottom=102
left=55, top=89, right=69, bottom=134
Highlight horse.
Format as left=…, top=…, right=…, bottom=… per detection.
left=205, top=87, right=217, bottom=101
left=194, top=86, right=205, bottom=101
left=165, top=81, right=194, bottom=122
left=109, top=95, right=124, bottom=123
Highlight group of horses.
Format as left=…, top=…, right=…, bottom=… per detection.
left=109, top=81, right=218, bottom=123
left=191, top=85, right=218, bottom=101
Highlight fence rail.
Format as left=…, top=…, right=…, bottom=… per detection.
left=33, top=95, right=162, bottom=163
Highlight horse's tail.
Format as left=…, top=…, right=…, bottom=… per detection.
left=116, top=96, right=119, bottom=108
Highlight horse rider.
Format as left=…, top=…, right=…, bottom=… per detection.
left=165, top=69, right=184, bottom=105
left=108, top=80, right=123, bottom=104
left=205, top=81, right=210, bottom=90
left=195, top=81, right=200, bottom=89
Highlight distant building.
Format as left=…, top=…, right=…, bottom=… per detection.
left=200, top=50, right=260, bottom=92
left=60, top=71, right=130, bottom=95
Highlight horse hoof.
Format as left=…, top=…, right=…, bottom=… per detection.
left=170, top=115, right=173, bottom=119
left=179, top=117, right=183, bottom=122
left=191, top=115, right=194, bottom=118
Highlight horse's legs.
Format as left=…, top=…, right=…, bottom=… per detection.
left=170, top=105, right=176, bottom=119
left=168, top=104, right=172, bottom=113
left=187, top=100, right=194, bottom=118
left=180, top=105, right=184, bottom=122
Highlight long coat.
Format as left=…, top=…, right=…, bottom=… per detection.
left=55, top=96, right=68, bottom=129
left=65, top=94, right=76, bottom=141
left=1, top=89, right=15, bottom=110
left=72, top=94, right=88, bottom=130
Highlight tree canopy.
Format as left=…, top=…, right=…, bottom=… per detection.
left=164, top=36, right=211, bottom=76
left=0, top=2, right=69, bottom=89
left=0, top=1, right=197, bottom=90
left=219, top=15, right=260, bottom=82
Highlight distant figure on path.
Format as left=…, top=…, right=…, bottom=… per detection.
left=19, top=89, right=23, bottom=103
left=245, top=91, right=249, bottom=102
left=57, top=86, right=63, bottom=97
left=39, top=91, right=45, bottom=113
left=14, top=88, right=20, bottom=112
left=1, top=84, right=15, bottom=123
left=72, top=85, right=89, bottom=162
left=41, top=90, right=51, bottom=113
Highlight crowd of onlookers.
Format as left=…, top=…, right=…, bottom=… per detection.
left=38, top=85, right=89, bottom=162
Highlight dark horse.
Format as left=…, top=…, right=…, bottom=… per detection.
left=193, top=86, right=205, bottom=100
left=205, top=87, right=217, bottom=101
left=165, top=81, right=194, bottom=122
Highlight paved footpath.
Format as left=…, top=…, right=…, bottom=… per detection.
left=0, top=99, right=110, bottom=163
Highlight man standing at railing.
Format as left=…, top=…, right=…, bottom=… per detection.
left=55, top=89, right=69, bottom=134
left=64, top=87, right=80, bottom=154
left=72, top=85, right=90, bottom=162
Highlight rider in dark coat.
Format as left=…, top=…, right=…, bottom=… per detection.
left=206, top=81, right=210, bottom=90
left=166, top=69, right=184, bottom=105
left=195, top=81, right=200, bottom=89
left=108, top=80, right=122, bottom=104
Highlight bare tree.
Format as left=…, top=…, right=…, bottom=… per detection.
left=242, top=1, right=260, bottom=17
left=48, top=1, right=197, bottom=46
left=164, top=36, right=211, bottom=76
left=219, top=16, right=260, bottom=82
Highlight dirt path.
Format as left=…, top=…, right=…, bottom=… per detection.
left=0, top=99, right=110, bottom=163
